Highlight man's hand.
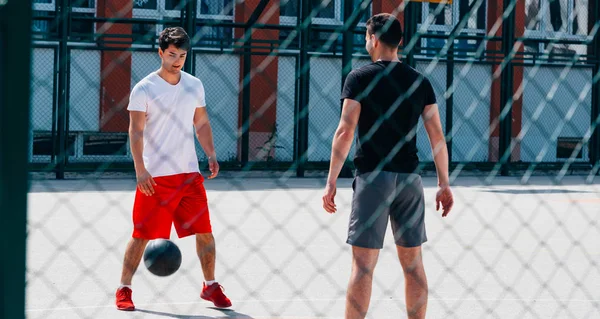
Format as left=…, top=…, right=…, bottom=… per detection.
left=322, top=181, right=337, bottom=213
left=436, top=184, right=454, bottom=217
left=208, top=157, right=219, bottom=179
left=136, top=168, right=156, bottom=196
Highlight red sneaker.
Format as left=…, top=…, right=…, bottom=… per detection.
left=200, top=282, right=232, bottom=308
left=115, top=287, right=135, bottom=311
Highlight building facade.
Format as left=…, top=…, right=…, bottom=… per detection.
left=30, top=0, right=598, bottom=169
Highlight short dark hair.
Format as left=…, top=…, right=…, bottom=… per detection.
left=366, top=13, right=403, bottom=48
left=158, top=27, right=191, bottom=52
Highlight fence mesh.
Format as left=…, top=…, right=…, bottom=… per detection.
left=25, top=0, right=600, bottom=318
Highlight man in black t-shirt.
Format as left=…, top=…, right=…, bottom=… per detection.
left=322, top=13, right=454, bottom=319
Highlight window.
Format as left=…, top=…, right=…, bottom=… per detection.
left=132, top=23, right=156, bottom=42
left=70, top=0, right=94, bottom=9
left=556, top=137, right=584, bottom=159
left=133, top=0, right=157, bottom=10
left=33, top=11, right=57, bottom=38
left=133, top=0, right=174, bottom=40
left=32, top=133, right=76, bottom=157
left=199, top=0, right=234, bottom=17
left=423, top=3, right=454, bottom=28
left=278, top=0, right=367, bottom=51
left=525, top=0, right=588, bottom=35
left=309, top=29, right=342, bottom=52
left=133, top=0, right=180, bottom=18
left=280, top=0, right=298, bottom=18
left=524, top=0, right=588, bottom=56
left=71, top=1, right=96, bottom=41
left=418, top=0, right=487, bottom=56
left=348, top=0, right=372, bottom=48
left=353, top=0, right=372, bottom=26
left=33, top=0, right=55, bottom=38
left=165, top=0, right=185, bottom=11
left=280, top=0, right=341, bottom=25
left=33, top=0, right=54, bottom=10
left=71, top=12, right=96, bottom=41
left=82, top=134, right=128, bottom=156
left=32, top=0, right=96, bottom=41
left=421, top=0, right=487, bottom=33
left=133, top=1, right=234, bottom=46
left=133, top=0, right=234, bottom=18
left=197, top=0, right=234, bottom=47
left=196, top=25, right=234, bottom=47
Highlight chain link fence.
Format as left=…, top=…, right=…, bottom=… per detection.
left=22, top=0, right=600, bottom=318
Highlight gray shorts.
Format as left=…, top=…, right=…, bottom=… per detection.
left=347, top=171, right=427, bottom=249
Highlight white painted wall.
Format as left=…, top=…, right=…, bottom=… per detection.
left=69, top=50, right=101, bottom=132
left=521, top=66, right=592, bottom=162
left=35, top=48, right=593, bottom=165
left=275, top=56, right=296, bottom=161
left=31, top=48, right=55, bottom=131
left=452, top=62, right=492, bottom=162
left=131, top=51, right=160, bottom=88
left=416, top=61, right=492, bottom=162
left=308, top=57, right=342, bottom=161
left=416, top=61, right=447, bottom=162
left=271, top=57, right=371, bottom=163
left=195, top=53, right=240, bottom=162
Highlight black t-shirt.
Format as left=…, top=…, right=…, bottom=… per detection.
left=340, top=61, right=437, bottom=174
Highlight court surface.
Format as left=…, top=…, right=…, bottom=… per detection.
left=26, top=173, right=600, bottom=319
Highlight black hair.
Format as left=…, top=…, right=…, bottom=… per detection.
left=366, top=13, right=403, bottom=48
left=158, top=27, right=191, bottom=52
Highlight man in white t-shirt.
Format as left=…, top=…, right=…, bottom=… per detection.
left=115, top=27, right=231, bottom=311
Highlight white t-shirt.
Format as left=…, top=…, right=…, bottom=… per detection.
left=127, top=71, right=206, bottom=178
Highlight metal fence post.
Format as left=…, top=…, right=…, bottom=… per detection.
left=0, top=0, right=31, bottom=318
left=340, top=7, right=353, bottom=178
left=241, top=41, right=251, bottom=166
left=499, top=0, right=516, bottom=176
left=55, top=0, right=70, bottom=179
left=403, top=1, right=418, bottom=68
left=340, top=0, right=371, bottom=178
left=446, top=45, right=454, bottom=163
left=296, top=0, right=310, bottom=177
left=51, top=45, right=60, bottom=164
left=184, top=0, right=196, bottom=74
left=590, top=0, right=600, bottom=173
left=240, top=0, right=270, bottom=167
left=341, top=0, right=371, bottom=84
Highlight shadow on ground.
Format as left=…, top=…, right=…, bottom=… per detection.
left=135, top=307, right=254, bottom=319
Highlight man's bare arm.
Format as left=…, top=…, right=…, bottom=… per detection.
left=422, top=104, right=454, bottom=216
left=422, top=104, right=448, bottom=187
left=129, top=111, right=156, bottom=195
left=193, top=107, right=219, bottom=179
left=323, top=98, right=360, bottom=213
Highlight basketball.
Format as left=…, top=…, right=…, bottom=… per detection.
left=143, top=239, right=182, bottom=277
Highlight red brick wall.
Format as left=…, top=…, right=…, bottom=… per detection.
left=488, top=0, right=524, bottom=161
left=372, top=0, right=406, bottom=26
left=97, top=0, right=132, bottom=133
left=234, top=0, right=280, bottom=160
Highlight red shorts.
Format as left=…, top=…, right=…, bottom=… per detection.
left=132, top=172, right=212, bottom=239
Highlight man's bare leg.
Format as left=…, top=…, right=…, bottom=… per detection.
left=120, top=238, right=149, bottom=285
left=345, top=246, right=380, bottom=319
left=196, top=233, right=215, bottom=281
left=397, top=245, right=428, bottom=319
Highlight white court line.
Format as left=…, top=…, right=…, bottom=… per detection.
left=26, top=297, right=600, bottom=312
